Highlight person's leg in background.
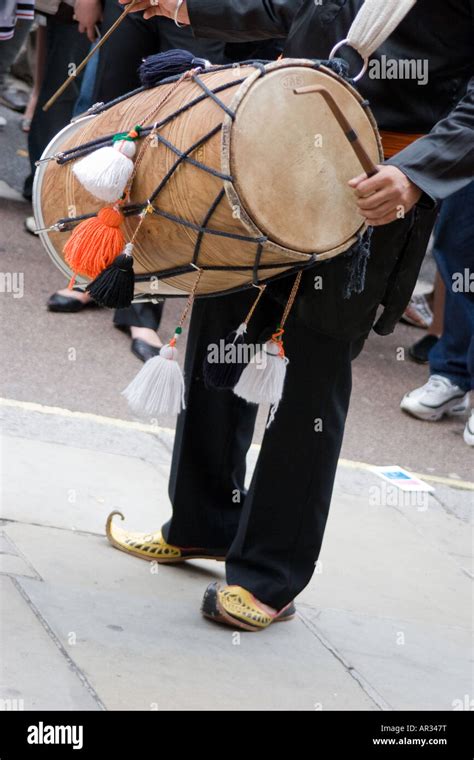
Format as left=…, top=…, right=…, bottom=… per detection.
left=72, top=41, right=100, bottom=118
left=408, top=272, right=445, bottom=364
left=464, top=325, right=474, bottom=444
left=401, top=182, right=474, bottom=436
left=114, top=301, right=164, bottom=361
left=22, top=21, right=48, bottom=134
left=429, top=183, right=474, bottom=443
left=0, top=18, right=33, bottom=111
left=429, top=186, right=474, bottom=391
left=24, top=6, right=90, bottom=199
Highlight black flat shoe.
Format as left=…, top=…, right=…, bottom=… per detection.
left=408, top=334, right=439, bottom=364
left=47, top=290, right=98, bottom=313
left=131, top=338, right=161, bottom=363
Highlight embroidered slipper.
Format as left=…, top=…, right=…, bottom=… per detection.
left=201, top=582, right=296, bottom=632
left=105, top=511, right=226, bottom=563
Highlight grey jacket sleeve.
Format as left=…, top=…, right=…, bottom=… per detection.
left=187, top=0, right=300, bottom=42
left=388, top=74, right=474, bottom=203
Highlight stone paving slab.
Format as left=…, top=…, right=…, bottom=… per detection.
left=6, top=524, right=377, bottom=711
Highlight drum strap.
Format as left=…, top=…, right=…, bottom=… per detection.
left=346, top=0, right=417, bottom=60
left=331, top=0, right=418, bottom=80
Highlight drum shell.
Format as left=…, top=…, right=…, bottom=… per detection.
left=34, top=60, right=382, bottom=298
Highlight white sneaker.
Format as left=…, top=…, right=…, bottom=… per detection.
left=464, top=410, right=474, bottom=446
left=400, top=375, right=470, bottom=421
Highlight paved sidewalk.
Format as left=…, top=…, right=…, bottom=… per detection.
left=0, top=402, right=472, bottom=711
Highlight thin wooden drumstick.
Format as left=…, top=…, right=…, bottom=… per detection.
left=294, top=85, right=379, bottom=177
left=42, top=0, right=140, bottom=112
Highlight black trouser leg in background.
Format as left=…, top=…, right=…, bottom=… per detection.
left=25, top=16, right=89, bottom=197
left=113, top=302, right=164, bottom=330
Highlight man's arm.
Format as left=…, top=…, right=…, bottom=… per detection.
left=122, top=0, right=300, bottom=41
left=187, top=0, right=299, bottom=41
left=388, top=74, right=474, bottom=203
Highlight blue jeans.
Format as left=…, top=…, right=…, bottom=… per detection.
left=429, top=182, right=474, bottom=392
left=72, top=40, right=100, bottom=117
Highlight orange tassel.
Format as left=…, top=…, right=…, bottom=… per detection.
left=64, top=206, right=125, bottom=279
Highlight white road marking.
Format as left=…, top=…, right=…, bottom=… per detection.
left=1, top=397, right=473, bottom=491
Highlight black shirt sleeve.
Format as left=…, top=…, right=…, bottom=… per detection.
left=388, top=74, right=474, bottom=203
left=187, top=0, right=301, bottom=42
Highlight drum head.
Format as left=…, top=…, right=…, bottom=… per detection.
left=226, top=63, right=382, bottom=255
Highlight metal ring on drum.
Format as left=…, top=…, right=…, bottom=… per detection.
left=329, top=39, right=369, bottom=82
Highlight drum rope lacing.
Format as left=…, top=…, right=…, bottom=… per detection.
left=39, top=60, right=352, bottom=165
left=36, top=77, right=249, bottom=167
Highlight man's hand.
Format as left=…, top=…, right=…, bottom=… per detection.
left=74, top=0, right=102, bottom=42
left=349, top=165, right=422, bottom=227
left=119, top=0, right=190, bottom=23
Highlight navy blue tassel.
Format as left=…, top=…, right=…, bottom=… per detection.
left=343, top=227, right=373, bottom=299
left=87, top=247, right=135, bottom=308
left=203, top=326, right=248, bottom=390
left=139, top=49, right=209, bottom=88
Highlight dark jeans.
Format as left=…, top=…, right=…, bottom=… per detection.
left=25, top=14, right=89, bottom=198
left=429, top=182, right=474, bottom=391
left=162, top=286, right=363, bottom=610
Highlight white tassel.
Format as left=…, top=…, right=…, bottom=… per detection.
left=73, top=140, right=136, bottom=203
left=122, top=343, right=185, bottom=417
left=233, top=339, right=288, bottom=426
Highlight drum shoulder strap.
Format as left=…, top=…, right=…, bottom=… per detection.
left=346, top=0, right=417, bottom=60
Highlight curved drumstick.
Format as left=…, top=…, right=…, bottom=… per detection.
left=43, top=0, right=140, bottom=112
left=294, top=84, right=379, bottom=178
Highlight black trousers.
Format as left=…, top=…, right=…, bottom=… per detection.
left=25, top=14, right=89, bottom=198
left=162, top=286, right=362, bottom=610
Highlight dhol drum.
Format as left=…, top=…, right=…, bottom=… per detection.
left=33, top=58, right=382, bottom=299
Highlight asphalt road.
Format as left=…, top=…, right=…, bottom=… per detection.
left=0, top=103, right=472, bottom=483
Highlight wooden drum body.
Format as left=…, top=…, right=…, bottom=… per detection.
left=33, top=59, right=382, bottom=298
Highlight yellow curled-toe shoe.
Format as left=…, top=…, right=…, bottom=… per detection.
left=105, top=511, right=227, bottom=563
